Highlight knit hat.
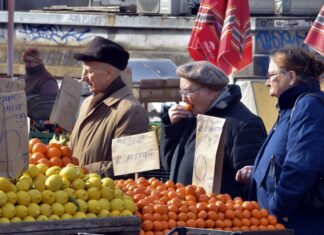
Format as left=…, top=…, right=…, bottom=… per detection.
left=176, top=61, right=229, bottom=90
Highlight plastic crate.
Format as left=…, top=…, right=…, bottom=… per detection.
left=167, top=227, right=295, bottom=235
left=29, top=131, right=54, bottom=144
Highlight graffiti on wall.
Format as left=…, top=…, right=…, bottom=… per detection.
left=254, top=30, right=308, bottom=54
left=18, top=24, right=92, bottom=45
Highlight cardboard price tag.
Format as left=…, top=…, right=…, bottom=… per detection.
left=0, top=90, right=29, bottom=178
left=50, top=77, right=82, bottom=132
left=192, top=114, right=226, bottom=194
left=112, top=131, right=160, bottom=176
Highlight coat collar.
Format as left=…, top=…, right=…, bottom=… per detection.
left=102, top=85, right=132, bottom=107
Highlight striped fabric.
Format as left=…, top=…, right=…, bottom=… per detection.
left=188, top=0, right=252, bottom=76
left=304, top=5, right=324, bottom=56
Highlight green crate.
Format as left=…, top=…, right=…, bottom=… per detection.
left=29, top=131, right=54, bottom=145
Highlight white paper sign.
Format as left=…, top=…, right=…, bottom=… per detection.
left=0, top=90, right=29, bottom=178
left=112, top=131, right=160, bottom=176
left=192, top=114, right=226, bottom=194
left=50, top=77, right=82, bottom=132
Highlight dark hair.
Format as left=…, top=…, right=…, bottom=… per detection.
left=270, top=46, right=324, bottom=86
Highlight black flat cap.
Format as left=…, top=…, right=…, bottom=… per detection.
left=73, top=36, right=129, bottom=70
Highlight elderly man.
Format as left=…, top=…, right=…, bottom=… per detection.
left=70, top=36, right=149, bottom=177
left=22, top=48, right=59, bottom=96
left=160, top=61, right=267, bottom=198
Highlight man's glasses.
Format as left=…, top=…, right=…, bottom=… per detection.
left=266, top=71, right=288, bottom=79
left=179, top=87, right=203, bottom=97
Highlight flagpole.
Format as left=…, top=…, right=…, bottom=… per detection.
left=7, top=0, right=15, bottom=79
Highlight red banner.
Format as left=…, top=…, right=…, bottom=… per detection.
left=188, top=0, right=252, bottom=76
left=304, top=5, right=324, bottom=56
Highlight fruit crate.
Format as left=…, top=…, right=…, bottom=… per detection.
left=167, top=227, right=294, bottom=235
left=29, top=131, right=54, bottom=145
left=139, top=168, right=170, bottom=182
left=0, top=216, right=141, bottom=235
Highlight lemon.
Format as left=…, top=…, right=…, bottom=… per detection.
left=23, top=215, right=35, bottom=222
left=85, top=177, right=102, bottom=189
left=48, top=214, right=60, bottom=220
left=87, top=199, right=101, bottom=214
left=34, top=174, right=47, bottom=183
left=64, top=188, right=76, bottom=199
left=41, top=190, right=55, bottom=204
left=6, top=191, right=17, bottom=204
left=88, top=173, right=101, bottom=178
left=64, top=202, right=77, bottom=215
left=121, top=209, right=133, bottom=216
left=123, top=199, right=137, bottom=213
left=36, top=215, right=48, bottom=221
left=98, top=198, right=110, bottom=211
left=61, top=213, right=73, bottom=220
left=71, top=178, right=85, bottom=190
left=0, top=217, right=10, bottom=223
left=0, top=191, right=8, bottom=206
left=113, top=188, right=124, bottom=199
left=54, top=190, right=68, bottom=204
left=15, top=205, right=28, bottom=219
left=28, top=189, right=42, bottom=203
left=10, top=184, right=17, bottom=193
left=27, top=202, right=41, bottom=218
left=16, top=181, right=30, bottom=191
left=100, top=187, right=114, bottom=200
left=60, top=166, right=79, bottom=181
left=40, top=203, right=52, bottom=217
left=45, top=166, right=61, bottom=176
left=27, top=164, right=40, bottom=178
left=45, top=175, right=63, bottom=191
left=86, top=213, right=97, bottom=218
left=109, top=210, right=121, bottom=216
left=0, top=177, right=12, bottom=192
left=36, top=163, right=49, bottom=175
left=87, top=187, right=101, bottom=200
left=62, top=178, right=71, bottom=189
left=75, top=189, right=88, bottom=201
left=11, top=217, right=22, bottom=222
left=98, top=209, right=109, bottom=218
left=17, top=191, right=31, bottom=206
left=73, top=211, right=87, bottom=219
left=110, top=198, right=124, bottom=211
left=19, top=176, right=33, bottom=188
left=101, top=177, right=115, bottom=189
left=33, top=180, right=46, bottom=192
left=2, top=203, right=16, bottom=219
left=52, top=202, right=64, bottom=216
left=76, top=199, right=88, bottom=213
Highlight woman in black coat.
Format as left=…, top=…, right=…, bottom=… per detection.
left=160, top=61, right=267, bottom=198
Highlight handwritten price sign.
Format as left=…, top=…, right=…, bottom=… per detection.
left=193, top=115, right=226, bottom=194
left=0, top=90, right=29, bottom=178
left=112, top=131, right=160, bottom=176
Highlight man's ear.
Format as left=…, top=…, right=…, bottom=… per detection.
left=289, top=70, right=297, bottom=86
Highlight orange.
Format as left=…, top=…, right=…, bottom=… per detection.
left=232, top=218, right=242, bottom=227
left=177, top=212, right=187, bottom=221
left=153, top=204, right=167, bottom=214
left=196, top=218, right=206, bottom=228
left=224, top=219, right=232, bottom=227
left=207, top=210, right=218, bottom=220
left=167, top=212, right=177, bottom=220
left=168, top=219, right=177, bottom=229
left=205, top=219, right=215, bottom=228
left=251, top=209, right=261, bottom=219
left=37, top=158, right=52, bottom=167
left=187, top=211, right=196, bottom=220
left=241, top=218, right=251, bottom=226
left=259, top=208, right=269, bottom=218
left=164, top=180, right=175, bottom=189
left=185, top=185, right=196, bottom=196
left=196, top=202, right=207, bottom=212
left=142, top=220, right=153, bottom=231
left=71, top=157, right=80, bottom=166
left=224, top=209, right=235, bottom=219
left=50, top=157, right=63, bottom=167
left=47, top=147, right=62, bottom=159
left=242, top=201, right=254, bottom=211
left=259, top=217, right=269, bottom=226
left=167, top=205, right=178, bottom=213
left=268, top=215, right=277, bottom=225
left=178, top=205, right=188, bottom=213
left=144, top=232, right=154, bottom=235
left=215, top=200, right=226, bottom=212
left=153, top=220, right=163, bottom=231
left=152, top=213, right=162, bottom=221
left=61, top=157, right=72, bottom=166
left=250, top=217, right=260, bottom=226
left=31, top=152, right=45, bottom=162
left=242, top=209, right=251, bottom=219
left=275, top=223, right=285, bottom=230
left=186, top=219, right=197, bottom=227
left=215, top=219, right=225, bottom=228
left=32, top=143, right=48, bottom=154
left=48, top=142, right=61, bottom=149
left=197, top=210, right=207, bottom=219
left=60, top=146, right=72, bottom=158
left=142, top=205, right=153, bottom=214
left=142, top=213, right=153, bottom=221
left=176, top=221, right=186, bottom=227
left=29, top=138, right=42, bottom=152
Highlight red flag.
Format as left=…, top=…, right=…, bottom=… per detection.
left=304, top=5, right=324, bottom=56
left=188, top=0, right=252, bottom=76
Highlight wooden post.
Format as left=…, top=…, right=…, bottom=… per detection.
left=7, top=0, right=15, bottom=79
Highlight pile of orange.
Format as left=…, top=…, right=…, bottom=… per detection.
left=29, top=138, right=79, bottom=167
left=115, top=178, right=285, bottom=235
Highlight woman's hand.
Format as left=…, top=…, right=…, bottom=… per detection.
left=235, top=165, right=254, bottom=185
left=168, top=104, right=190, bottom=124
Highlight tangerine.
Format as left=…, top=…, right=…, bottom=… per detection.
left=47, top=147, right=62, bottom=159
left=60, top=146, right=72, bottom=158
left=32, top=143, right=47, bottom=154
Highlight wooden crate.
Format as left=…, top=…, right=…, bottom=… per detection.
left=0, top=216, right=141, bottom=235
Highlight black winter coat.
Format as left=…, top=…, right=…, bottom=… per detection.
left=160, top=85, right=267, bottom=198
